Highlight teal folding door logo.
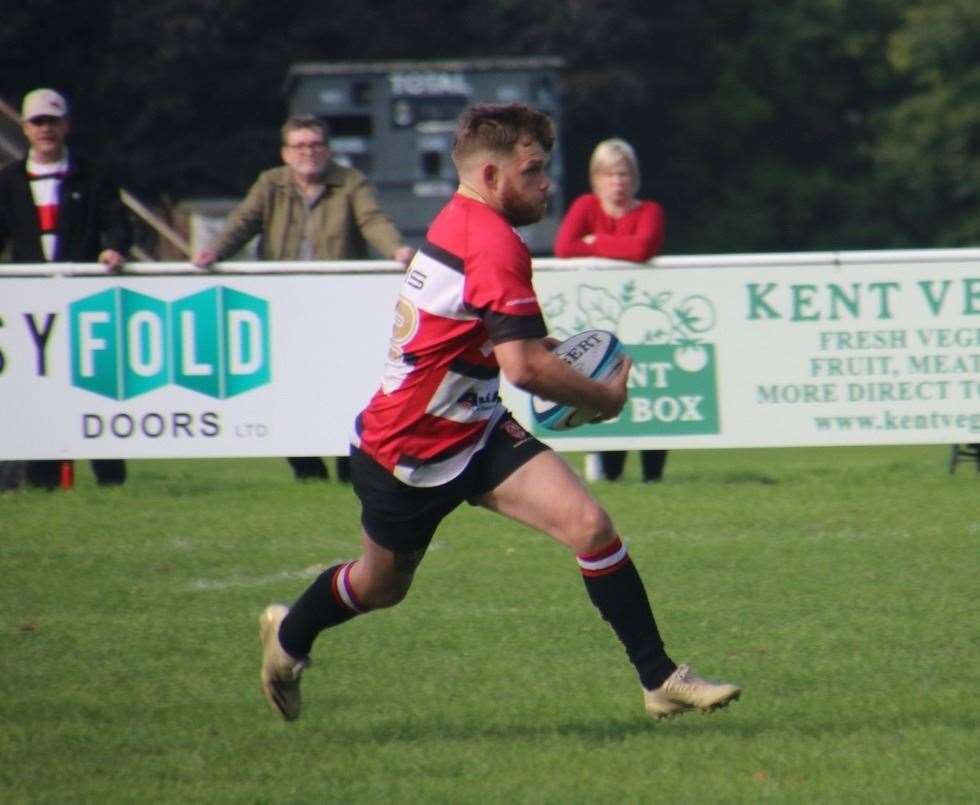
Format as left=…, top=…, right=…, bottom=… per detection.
left=171, top=287, right=270, bottom=398
left=70, top=286, right=270, bottom=400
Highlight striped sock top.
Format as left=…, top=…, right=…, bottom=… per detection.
left=576, top=536, right=631, bottom=577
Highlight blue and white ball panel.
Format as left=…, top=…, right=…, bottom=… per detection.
left=531, top=330, right=625, bottom=431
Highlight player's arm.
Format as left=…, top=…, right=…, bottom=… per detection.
left=495, top=337, right=631, bottom=420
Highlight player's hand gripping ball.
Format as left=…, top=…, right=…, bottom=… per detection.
left=531, top=330, right=626, bottom=431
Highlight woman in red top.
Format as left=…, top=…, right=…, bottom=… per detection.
left=554, top=138, right=668, bottom=483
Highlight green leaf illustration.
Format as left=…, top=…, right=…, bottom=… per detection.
left=577, top=285, right=622, bottom=330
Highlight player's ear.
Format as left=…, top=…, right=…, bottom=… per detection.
left=482, top=161, right=499, bottom=189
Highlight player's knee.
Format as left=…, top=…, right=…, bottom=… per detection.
left=566, top=504, right=616, bottom=555
left=354, top=545, right=424, bottom=610
left=359, top=575, right=413, bottom=609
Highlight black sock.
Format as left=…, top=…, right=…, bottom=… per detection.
left=278, top=562, right=363, bottom=658
left=577, top=537, right=676, bottom=690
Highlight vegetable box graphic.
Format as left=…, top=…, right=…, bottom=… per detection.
left=533, top=281, right=720, bottom=437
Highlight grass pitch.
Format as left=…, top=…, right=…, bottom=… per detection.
left=1, top=446, right=977, bottom=803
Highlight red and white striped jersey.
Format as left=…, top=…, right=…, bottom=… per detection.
left=353, top=194, right=547, bottom=486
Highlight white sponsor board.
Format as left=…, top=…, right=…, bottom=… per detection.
left=0, top=270, right=403, bottom=459
left=514, top=252, right=980, bottom=450
left=1, top=251, right=978, bottom=459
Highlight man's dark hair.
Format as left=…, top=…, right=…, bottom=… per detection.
left=451, top=103, right=555, bottom=166
left=280, top=115, right=329, bottom=145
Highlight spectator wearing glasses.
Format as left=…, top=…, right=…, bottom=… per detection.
left=194, top=115, right=413, bottom=483
left=0, top=87, right=130, bottom=489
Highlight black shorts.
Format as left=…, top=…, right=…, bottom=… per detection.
left=350, top=412, right=550, bottom=553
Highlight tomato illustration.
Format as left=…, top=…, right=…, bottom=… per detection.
left=673, top=344, right=709, bottom=373
left=675, top=295, right=716, bottom=334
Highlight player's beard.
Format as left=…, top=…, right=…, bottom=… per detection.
left=501, top=183, right=548, bottom=227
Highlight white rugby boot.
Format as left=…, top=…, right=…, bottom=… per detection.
left=643, top=664, right=741, bottom=720
left=259, top=604, right=309, bottom=721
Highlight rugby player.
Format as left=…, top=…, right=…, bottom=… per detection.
left=259, top=103, right=741, bottom=722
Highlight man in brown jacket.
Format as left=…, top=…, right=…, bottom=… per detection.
left=194, top=115, right=413, bottom=481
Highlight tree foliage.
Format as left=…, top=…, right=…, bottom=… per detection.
left=874, top=0, right=980, bottom=245
left=1, top=0, right=976, bottom=253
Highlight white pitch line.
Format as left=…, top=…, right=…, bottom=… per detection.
left=189, top=563, right=332, bottom=591
left=188, top=540, right=447, bottom=592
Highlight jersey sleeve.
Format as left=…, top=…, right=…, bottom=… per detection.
left=464, top=229, right=547, bottom=344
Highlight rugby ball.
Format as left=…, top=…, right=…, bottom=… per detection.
left=531, top=330, right=626, bottom=431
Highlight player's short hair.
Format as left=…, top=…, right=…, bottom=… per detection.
left=589, top=138, right=641, bottom=193
left=451, top=103, right=555, bottom=167
left=280, top=115, right=329, bottom=145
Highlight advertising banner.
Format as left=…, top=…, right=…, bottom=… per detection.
left=1, top=252, right=978, bottom=459
left=0, top=271, right=403, bottom=459
left=513, top=255, right=980, bottom=449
